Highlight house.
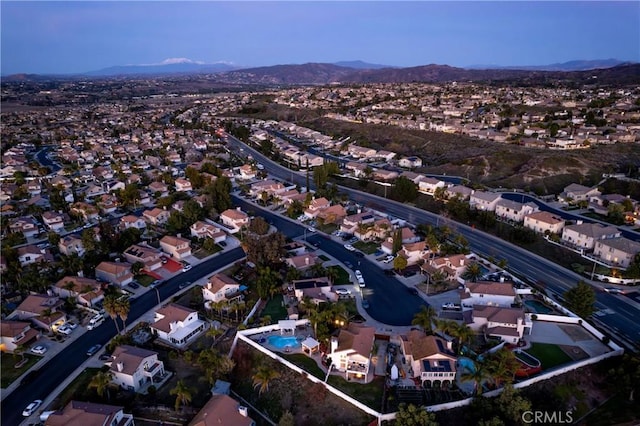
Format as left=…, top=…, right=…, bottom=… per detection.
left=347, top=145, right=377, bottom=159
left=17, top=245, right=51, bottom=266
left=372, top=169, right=399, bottom=181
left=292, top=277, right=337, bottom=304
left=70, top=202, right=100, bottom=221
left=42, top=211, right=65, bottom=232
left=150, top=303, right=206, bottom=348
left=143, top=208, right=170, bottom=226
left=7, top=294, right=65, bottom=331
left=376, top=150, right=397, bottom=162
left=9, top=216, right=39, bottom=238
left=445, top=185, right=474, bottom=200
left=220, top=208, right=249, bottom=233
left=248, top=180, right=286, bottom=197
left=238, top=164, right=257, bottom=180
left=159, top=235, right=192, bottom=260
left=593, top=237, right=640, bottom=269
left=203, top=274, right=243, bottom=306
left=394, top=330, right=457, bottom=388
left=460, top=281, right=517, bottom=308
left=398, top=156, right=423, bottom=168
left=54, top=276, right=104, bottom=307
left=123, top=243, right=164, bottom=271
left=174, top=177, right=193, bottom=192
left=120, top=215, right=147, bottom=230
left=45, top=400, right=134, bottom=426
left=495, top=199, right=539, bottom=223
left=58, top=234, right=85, bottom=257
left=399, top=241, right=430, bottom=265
left=189, top=394, right=255, bottom=426
left=148, top=181, right=169, bottom=197
left=559, top=183, right=601, bottom=203
left=96, top=194, right=119, bottom=214
left=471, top=306, right=532, bottom=344
left=95, top=261, right=134, bottom=287
left=329, top=323, right=375, bottom=382
left=469, top=191, right=502, bottom=212
left=418, top=177, right=446, bottom=195
left=523, top=211, right=566, bottom=234
left=285, top=253, right=320, bottom=271
left=344, top=161, right=367, bottom=177
left=421, top=254, right=469, bottom=282
left=340, top=211, right=376, bottom=234
left=303, top=197, right=331, bottom=219
left=355, top=218, right=392, bottom=241
left=108, top=345, right=166, bottom=393
left=0, top=320, right=40, bottom=353
left=561, top=222, right=621, bottom=250
left=316, top=204, right=347, bottom=225
left=190, top=221, right=227, bottom=243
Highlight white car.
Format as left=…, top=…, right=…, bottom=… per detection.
left=31, top=345, right=47, bottom=355
left=308, top=226, right=316, bottom=232
left=335, top=288, right=351, bottom=296
left=66, top=321, right=78, bottom=330
left=22, top=399, right=42, bottom=417
left=382, top=255, right=395, bottom=264
left=182, top=264, right=192, bottom=272
left=358, top=279, right=366, bottom=288
left=57, top=325, right=73, bottom=335
left=344, top=244, right=356, bottom=251
left=354, top=270, right=363, bottom=280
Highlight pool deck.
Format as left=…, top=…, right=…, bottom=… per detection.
left=527, top=321, right=610, bottom=357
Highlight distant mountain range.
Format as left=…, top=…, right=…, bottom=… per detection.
left=3, top=59, right=638, bottom=85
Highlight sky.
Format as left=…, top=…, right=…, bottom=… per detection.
left=1, top=1, right=639, bottom=75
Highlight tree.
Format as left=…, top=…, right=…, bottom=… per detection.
left=392, top=229, right=403, bottom=255
left=103, top=294, right=121, bottom=334
left=131, top=261, right=144, bottom=276
left=391, top=176, right=418, bottom=203
left=461, top=361, right=491, bottom=395
left=248, top=216, right=270, bottom=235
left=256, top=266, right=280, bottom=299
left=13, top=344, right=26, bottom=363
left=412, top=305, right=437, bottom=334
left=81, top=228, right=98, bottom=253
left=485, top=348, right=519, bottom=388
left=89, top=371, right=113, bottom=400
left=495, top=384, right=531, bottom=423
left=170, top=379, right=193, bottom=411
left=115, top=297, right=130, bottom=334
left=47, top=231, right=61, bottom=246
left=563, top=280, right=596, bottom=318
left=462, top=262, right=483, bottom=282
left=608, top=354, right=640, bottom=402
left=394, top=403, right=439, bottom=426
left=393, top=256, right=408, bottom=272
left=252, top=364, right=280, bottom=395
left=279, top=411, right=295, bottom=426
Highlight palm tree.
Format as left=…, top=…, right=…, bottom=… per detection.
left=41, top=308, right=55, bottom=333
left=89, top=371, right=113, bottom=400
left=252, top=365, right=280, bottom=395
left=207, top=326, right=223, bottom=349
left=449, top=322, right=474, bottom=354
left=411, top=305, right=437, bottom=334
left=485, top=348, right=519, bottom=387
left=103, top=294, right=121, bottom=334
left=170, top=379, right=193, bottom=412
left=326, top=267, right=339, bottom=285
left=462, top=262, right=483, bottom=282
left=13, top=344, right=26, bottom=363
left=235, top=300, right=246, bottom=322
left=116, top=297, right=130, bottom=334
left=460, top=362, right=490, bottom=395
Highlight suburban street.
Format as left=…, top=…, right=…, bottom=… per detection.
left=1, top=248, right=245, bottom=426
left=225, top=133, right=640, bottom=347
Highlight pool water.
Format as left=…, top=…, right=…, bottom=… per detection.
left=458, top=357, right=476, bottom=373
left=267, top=335, right=301, bottom=349
left=524, top=300, right=552, bottom=314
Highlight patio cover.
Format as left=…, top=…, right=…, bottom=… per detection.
left=301, top=337, right=320, bottom=353
left=278, top=319, right=296, bottom=334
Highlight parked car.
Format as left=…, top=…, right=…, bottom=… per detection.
left=57, top=325, right=73, bottom=335
left=358, top=278, right=366, bottom=288
left=66, top=321, right=78, bottom=330
left=354, top=251, right=365, bottom=258
left=86, top=344, right=102, bottom=356
left=344, top=244, right=355, bottom=251
left=335, top=288, right=351, bottom=296
left=382, top=255, right=395, bottom=264
left=219, top=241, right=227, bottom=247
left=344, top=261, right=353, bottom=269
left=31, top=345, right=47, bottom=355
left=22, top=400, right=42, bottom=417
left=384, top=269, right=396, bottom=276
left=308, top=226, right=316, bottom=232
left=349, top=237, right=358, bottom=244
left=161, top=256, right=168, bottom=264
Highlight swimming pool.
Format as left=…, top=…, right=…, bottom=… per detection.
left=524, top=300, right=552, bottom=314
left=458, top=357, right=476, bottom=373
left=267, top=335, right=301, bottom=349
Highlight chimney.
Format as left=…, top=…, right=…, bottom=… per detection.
left=238, top=406, right=248, bottom=417
left=236, top=207, right=241, bottom=212
left=305, top=257, right=310, bottom=265
left=446, top=340, right=453, bottom=351
left=77, top=270, right=84, bottom=277
left=117, top=362, right=123, bottom=372
left=177, top=233, right=181, bottom=239
left=330, top=336, right=338, bottom=354
left=500, top=276, right=505, bottom=283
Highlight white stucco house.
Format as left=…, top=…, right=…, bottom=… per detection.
left=150, top=303, right=206, bottom=348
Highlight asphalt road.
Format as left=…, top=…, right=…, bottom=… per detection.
left=1, top=248, right=245, bottom=426
left=232, top=195, right=429, bottom=325
left=34, top=145, right=61, bottom=173
left=225, top=134, right=640, bottom=347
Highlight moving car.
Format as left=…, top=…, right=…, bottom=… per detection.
left=182, top=263, right=192, bottom=272
left=31, top=345, right=47, bottom=355
left=604, top=287, right=624, bottom=294
left=344, top=244, right=355, bottom=251
left=22, top=400, right=42, bottom=417
left=86, top=344, right=102, bottom=356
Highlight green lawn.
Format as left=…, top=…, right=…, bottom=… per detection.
left=0, top=353, right=40, bottom=388
left=525, top=342, right=572, bottom=369
left=317, top=223, right=338, bottom=234
left=193, top=245, right=222, bottom=260
left=137, top=274, right=155, bottom=286
left=281, top=353, right=325, bottom=379
left=328, top=265, right=350, bottom=285
left=261, top=295, right=288, bottom=321
left=353, top=241, right=379, bottom=254
left=327, top=376, right=385, bottom=410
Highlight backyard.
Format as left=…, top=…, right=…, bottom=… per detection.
left=525, top=342, right=572, bottom=369
left=353, top=241, right=380, bottom=254
left=328, top=265, right=350, bottom=285
left=261, top=295, right=288, bottom=322
left=0, top=352, right=39, bottom=388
